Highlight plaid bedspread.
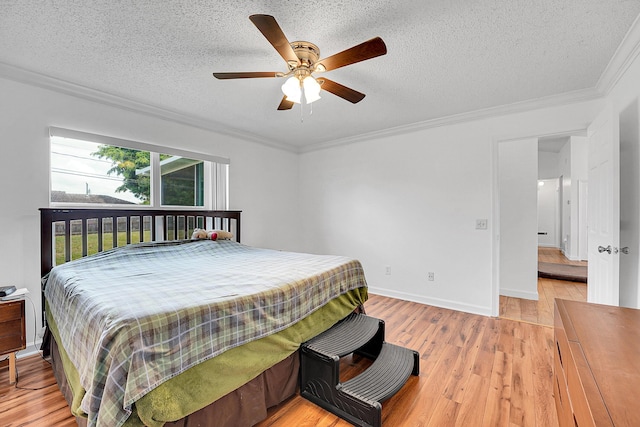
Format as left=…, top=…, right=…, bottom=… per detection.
left=44, top=240, right=368, bottom=427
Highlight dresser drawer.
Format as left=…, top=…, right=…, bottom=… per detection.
left=566, top=341, right=612, bottom=427
left=553, top=354, right=574, bottom=427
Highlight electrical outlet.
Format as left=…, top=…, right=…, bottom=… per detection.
left=385, top=266, right=391, bottom=275
left=428, top=272, right=435, bottom=281
left=475, top=219, right=488, bottom=230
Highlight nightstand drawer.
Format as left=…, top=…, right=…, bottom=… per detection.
left=0, top=299, right=26, bottom=355
left=0, top=299, right=25, bottom=385
left=0, top=301, right=22, bottom=322
left=0, top=330, right=24, bottom=353
left=0, top=318, right=23, bottom=338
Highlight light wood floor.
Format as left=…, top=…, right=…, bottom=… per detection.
left=499, top=247, right=587, bottom=326
left=1, top=294, right=558, bottom=427
left=537, top=247, right=587, bottom=267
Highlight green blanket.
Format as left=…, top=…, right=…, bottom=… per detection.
left=47, top=287, right=367, bottom=426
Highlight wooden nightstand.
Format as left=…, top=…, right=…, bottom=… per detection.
left=0, top=299, right=26, bottom=384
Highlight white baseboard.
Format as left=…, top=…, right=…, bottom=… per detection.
left=499, top=288, right=539, bottom=300
left=16, top=339, right=43, bottom=359
left=367, top=286, right=493, bottom=317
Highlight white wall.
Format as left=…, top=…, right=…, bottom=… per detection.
left=571, top=136, right=589, bottom=180
left=498, top=138, right=539, bottom=299
left=538, top=151, right=560, bottom=179
left=570, top=136, right=588, bottom=261
left=557, top=136, right=589, bottom=260
left=558, top=141, right=572, bottom=256
left=0, top=76, right=301, bottom=353
left=299, top=100, right=603, bottom=316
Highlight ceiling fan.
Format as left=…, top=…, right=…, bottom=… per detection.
left=213, top=14, right=387, bottom=110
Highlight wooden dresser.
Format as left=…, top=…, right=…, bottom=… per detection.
left=554, top=299, right=640, bottom=426
left=0, top=298, right=26, bottom=384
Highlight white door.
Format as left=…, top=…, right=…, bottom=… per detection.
left=587, top=104, right=620, bottom=305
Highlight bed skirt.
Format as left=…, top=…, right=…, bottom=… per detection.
left=50, top=335, right=299, bottom=427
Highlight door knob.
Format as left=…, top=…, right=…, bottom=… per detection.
left=598, top=245, right=612, bottom=254
left=621, top=247, right=630, bottom=254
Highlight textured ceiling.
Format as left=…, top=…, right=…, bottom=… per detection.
left=1, top=1, right=639, bottom=151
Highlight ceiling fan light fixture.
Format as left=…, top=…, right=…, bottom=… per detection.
left=281, top=76, right=301, bottom=103
left=303, top=76, right=321, bottom=104
left=213, top=15, right=387, bottom=111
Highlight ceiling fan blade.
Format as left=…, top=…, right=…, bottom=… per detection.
left=249, top=14, right=300, bottom=66
left=318, top=78, right=366, bottom=104
left=277, top=96, right=294, bottom=110
left=213, top=72, right=278, bottom=79
left=317, top=37, right=387, bottom=72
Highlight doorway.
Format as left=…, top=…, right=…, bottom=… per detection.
left=495, top=102, right=640, bottom=314
left=494, top=134, right=589, bottom=318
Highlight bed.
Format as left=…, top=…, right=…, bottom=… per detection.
left=40, top=208, right=368, bottom=427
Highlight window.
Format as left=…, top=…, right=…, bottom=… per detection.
left=160, top=156, right=204, bottom=206
left=49, top=127, right=229, bottom=209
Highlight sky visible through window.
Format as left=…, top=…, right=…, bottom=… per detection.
left=51, top=136, right=142, bottom=203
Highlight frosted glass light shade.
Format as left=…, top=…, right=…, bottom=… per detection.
left=281, top=77, right=301, bottom=104
left=303, top=76, right=321, bottom=104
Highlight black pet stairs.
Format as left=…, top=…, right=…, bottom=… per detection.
left=300, top=312, right=420, bottom=427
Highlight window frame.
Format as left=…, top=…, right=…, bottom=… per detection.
left=48, top=127, right=229, bottom=210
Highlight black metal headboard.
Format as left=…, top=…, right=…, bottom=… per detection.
left=40, top=208, right=241, bottom=276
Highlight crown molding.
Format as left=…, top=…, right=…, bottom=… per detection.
left=0, top=62, right=298, bottom=153
left=596, top=13, right=640, bottom=95
left=301, top=15, right=640, bottom=154
left=299, top=87, right=602, bottom=153
left=4, top=13, right=638, bottom=158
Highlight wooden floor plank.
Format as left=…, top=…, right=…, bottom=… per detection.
left=427, top=396, right=460, bottom=427
left=454, top=373, right=491, bottom=427
left=500, top=247, right=587, bottom=327
left=519, top=298, right=539, bottom=324
left=529, top=324, right=557, bottom=427
left=482, top=350, right=513, bottom=427
left=402, top=343, right=462, bottom=426
left=537, top=247, right=587, bottom=266
left=509, top=329, right=536, bottom=427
